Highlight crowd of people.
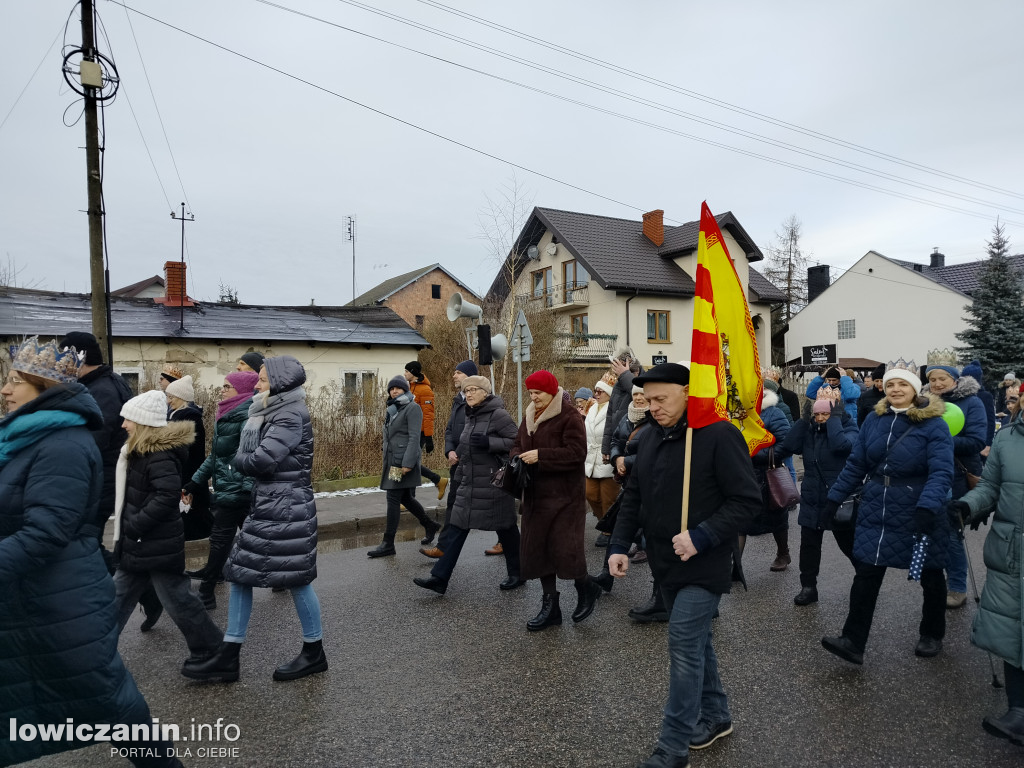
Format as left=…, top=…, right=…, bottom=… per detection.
left=2, top=338, right=1023, bottom=767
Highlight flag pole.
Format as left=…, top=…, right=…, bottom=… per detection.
left=680, top=426, right=693, bottom=532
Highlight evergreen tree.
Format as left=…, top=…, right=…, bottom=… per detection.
left=956, top=221, right=1024, bottom=388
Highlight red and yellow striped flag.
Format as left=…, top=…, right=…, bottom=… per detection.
left=689, top=202, right=774, bottom=455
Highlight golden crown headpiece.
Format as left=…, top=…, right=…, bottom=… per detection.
left=9, top=336, right=83, bottom=384
left=885, top=358, right=918, bottom=375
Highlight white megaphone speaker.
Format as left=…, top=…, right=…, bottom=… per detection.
left=489, top=334, right=508, bottom=360
left=446, top=292, right=482, bottom=321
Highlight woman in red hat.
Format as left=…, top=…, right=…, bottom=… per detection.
left=512, top=370, right=601, bottom=631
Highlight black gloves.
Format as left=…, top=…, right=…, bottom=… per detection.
left=469, top=432, right=489, bottom=449
left=823, top=499, right=840, bottom=521
left=422, top=434, right=434, bottom=453
left=914, top=507, right=935, bottom=536
left=183, top=480, right=202, bottom=497
left=948, top=500, right=970, bottom=529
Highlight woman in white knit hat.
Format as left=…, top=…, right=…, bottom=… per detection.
left=112, top=389, right=223, bottom=668
left=165, top=375, right=211, bottom=541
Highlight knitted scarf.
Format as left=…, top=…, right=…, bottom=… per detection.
left=217, top=391, right=254, bottom=421
left=239, top=387, right=306, bottom=454
left=0, top=410, right=86, bottom=470
left=385, top=392, right=414, bottom=423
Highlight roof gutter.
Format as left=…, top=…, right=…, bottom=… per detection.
left=625, top=289, right=639, bottom=348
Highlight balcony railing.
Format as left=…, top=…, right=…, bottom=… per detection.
left=553, top=332, right=618, bottom=363
left=517, top=281, right=590, bottom=309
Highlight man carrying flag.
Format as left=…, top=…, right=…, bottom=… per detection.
left=609, top=204, right=762, bottom=768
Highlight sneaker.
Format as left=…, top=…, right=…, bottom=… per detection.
left=946, top=591, right=967, bottom=609
left=690, top=719, right=733, bottom=750
left=639, top=747, right=689, bottom=768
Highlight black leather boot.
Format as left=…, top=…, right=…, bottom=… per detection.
left=420, top=520, right=440, bottom=546
left=572, top=578, right=601, bottom=623
left=367, top=539, right=396, bottom=558
left=592, top=566, right=614, bottom=593
left=181, top=641, right=241, bottom=683
left=629, top=583, right=669, bottom=623
left=526, top=592, right=562, bottom=632
left=273, top=640, right=328, bottom=681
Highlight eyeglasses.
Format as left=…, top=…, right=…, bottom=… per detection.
left=6, top=375, right=26, bottom=386
left=222, top=384, right=236, bottom=390
left=463, top=386, right=484, bottom=394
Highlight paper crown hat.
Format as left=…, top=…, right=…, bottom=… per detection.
left=885, top=358, right=918, bottom=375
left=9, top=336, right=82, bottom=384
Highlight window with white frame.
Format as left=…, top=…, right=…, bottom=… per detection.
left=837, top=319, right=856, bottom=339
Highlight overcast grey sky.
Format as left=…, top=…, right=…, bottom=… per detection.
left=3, top=0, right=1023, bottom=306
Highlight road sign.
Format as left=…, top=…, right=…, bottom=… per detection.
left=510, top=310, right=534, bottom=347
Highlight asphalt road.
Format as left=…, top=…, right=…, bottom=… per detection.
left=24, top=516, right=1021, bottom=768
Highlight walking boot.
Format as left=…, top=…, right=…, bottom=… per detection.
left=420, top=520, right=441, bottom=546
left=572, top=579, right=601, bottom=623
left=629, top=584, right=669, bottom=623
left=592, top=567, right=614, bottom=593
left=499, top=574, right=525, bottom=590
left=770, top=548, right=791, bottom=572
left=273, top=640, right=328, bottom=681
left=793, top=586, right=818, bottom=606
left=436, top=477, right=449, bottom=500
left=526, top=592, right=562, bottom=631
left=181, top=641, right=241, bottom=683
left=982, top=707, right=1024, bottom=746
left=367, top=539, right=396, bottom=558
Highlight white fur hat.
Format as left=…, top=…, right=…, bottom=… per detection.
left=121, top=389, right=168, bottom=427
left=165, top=374, right=194, bottom=402
left=594, top=379, right=614, bottom=396
left=882, top=368, right=921, bottom=396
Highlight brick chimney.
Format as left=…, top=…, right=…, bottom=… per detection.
left=154, top=260, right=195, bottom=306
left=642, top=209, right=664, bottom=247
left=930, top=248, right=945, bottom=269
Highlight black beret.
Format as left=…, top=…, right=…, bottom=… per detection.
left=633, top=362, right=690, bottom=387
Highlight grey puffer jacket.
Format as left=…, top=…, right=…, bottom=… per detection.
left=225, top=356, right=317, bottom=589
left=450, top=395, right=518, bottom=530
left=380, top=392, right=422, bottom=490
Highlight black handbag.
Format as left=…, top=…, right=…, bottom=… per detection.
left=492, top=455, right=530, bottom=496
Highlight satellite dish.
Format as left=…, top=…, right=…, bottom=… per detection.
left=446, top=292, right=482, bottom=321
left=526, top=245, right=540, bottom=260
left=545, top=243, right=558, bottom=257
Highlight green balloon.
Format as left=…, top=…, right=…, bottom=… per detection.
left=942, top=402, right=965, bottom=436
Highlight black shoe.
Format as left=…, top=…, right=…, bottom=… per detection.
left=629, top=587, right=669, bottom=623
left=420, top=521, right=440, bottom=546
left=185, top=567, right=208, bottom=579
left=273, top=640, right=328, bottom=681
left=199, top=586, right=216, bottom=610
left=794, top=587, right=818, bottom=606
left=413, top=575, right=448, bottom=595
left=139, top=603, right=163, bottom=633
left=639, top=747, right=690, bottom=768
left=982, top=707, right=1024, bottom=746
left=527, top=592, right=562, bottom=632
left=914, top=636, right=942, bottom=658
left=572, top=579, right=601, bottom=623
left=690, top=719, right=733, bottom=750
left=594, top=533, right=611, bottom=548
left=592, top=570, right=614, bottom=593
left=821, top=635, right=864, bottom=665
left=367, top=541, right=396, bottom=558
left=181, top=641, right=241, bottom=683
left=499, top=575, right=525, bottom=591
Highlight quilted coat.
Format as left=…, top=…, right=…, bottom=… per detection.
left=1, top=384, right=152, bottom=766
left=380, top=392, right=423, bottom=490
left=191, top=396, right=255, bottom=507
left=959, top=419, right=1024, bottom=668
left=827, top=394, right=954, bottom=569
left=226, top=356, right=318, bottom=589
left=113, top=420, right=193, bottom=573
left=78, top=364, right=133, bottom=526
left=512, top=388, right=588, bottom=580
left=922, top=375, right=986, bottom=499
left=450, top=394, right=518, bottom=530
left=584, top=402, right=614, bottom=479
left=776, top=408, right=859, bottom=530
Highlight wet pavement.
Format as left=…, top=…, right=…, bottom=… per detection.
left=35, top=490, right=1024, bottom=768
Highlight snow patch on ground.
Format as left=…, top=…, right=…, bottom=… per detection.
left=314, top=482, right=434, bottom=499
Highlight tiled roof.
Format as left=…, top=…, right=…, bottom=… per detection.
left=487, top=207, right=770, bottom=302
left=0, top=287, right=428, bottom=347
left=886, top=254, right=1024, bottom=296
left=349, top=264, right=480, bottom=307
left=747, top=268, right=788, bottom=303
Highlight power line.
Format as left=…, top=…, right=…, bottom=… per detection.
left=0, top=20, right=66, bottom=134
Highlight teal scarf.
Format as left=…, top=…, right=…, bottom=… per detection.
left=0, top=410, right=86, bottom=470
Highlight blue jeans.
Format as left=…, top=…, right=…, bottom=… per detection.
left=225, top=583, right=323, bottom=643
left=946, top=530, right=967, bottom=592
left=658, top=585, right=730, bottom=758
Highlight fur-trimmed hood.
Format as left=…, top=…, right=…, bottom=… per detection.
left=126, top=420, right=194, bottom=455
left=921, top=374, right=980, bottom=402
left=525, top=387, right=565, bottom=435
left=874, top=392, right=946, bottom=421
left=761, top=389, right=779, bottom=409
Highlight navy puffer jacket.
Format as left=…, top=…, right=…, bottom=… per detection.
left=226, top=356, right=317, bottom=588
left=922, top=375, right=986, bottom=499
left=777, top=409, right=858, bottom=530
left=0, top=385, right=151, bottom=765
left=828, top=394, right=954, bottom=569
left=450, top=395, right=518, bottom=530
left=114, top=420, right=193, bottom=573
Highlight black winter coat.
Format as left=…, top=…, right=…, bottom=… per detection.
left=609, top=410, right=654, bottom=479
left=114, top=421, right=193, bottom=573
left=443, top=391, right=467, bottom=456
left=450, top=395, right=518, bottom=530
left=611, top=417, right=761, bottom=595
left=857, top=385, right=885, bottom=426
left=777, top=411, right=858, bottom=529
left=601, top=370, right=634, bottom=456
left=0, top=385, right=150, bottom=766
left=170, top=402, right=209, bottom=514
left=78, top=365, right=133, bottom=526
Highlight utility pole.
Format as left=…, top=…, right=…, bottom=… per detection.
left=170, top=203, right=194, bottom=332
left=345, top=215, right=356, bottom=303
left=81, top=0, right=108, bottom=357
